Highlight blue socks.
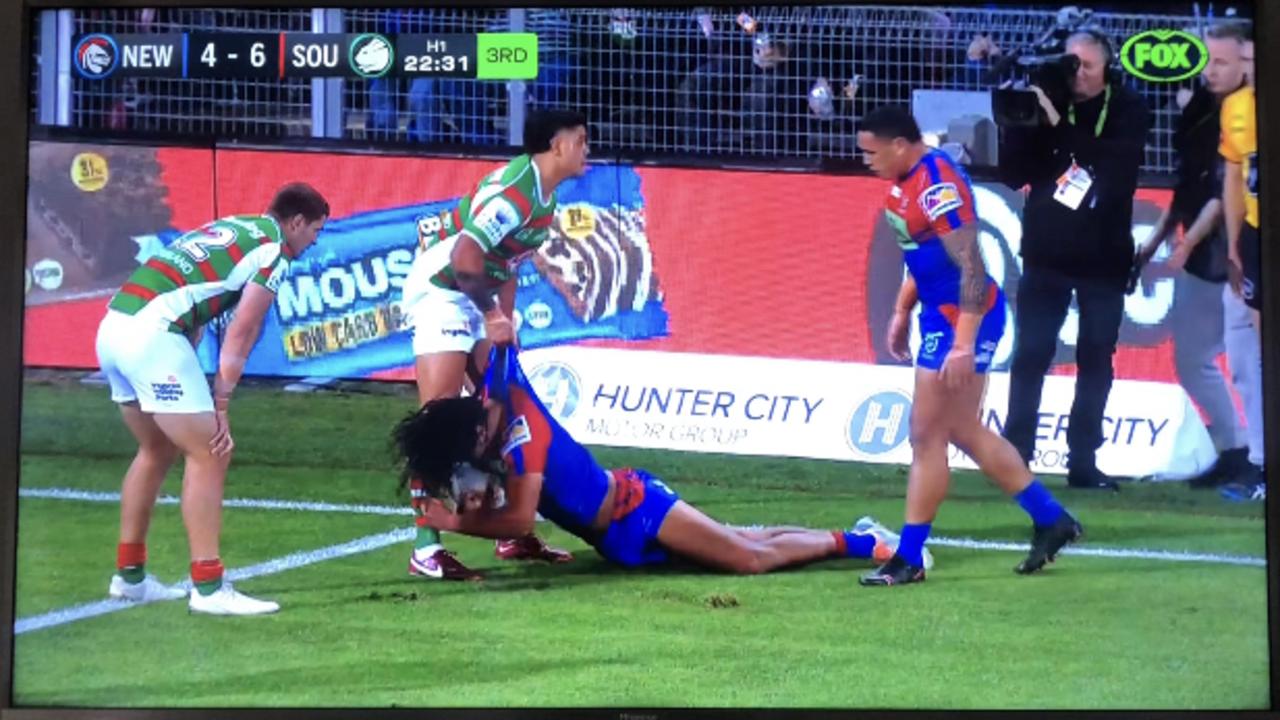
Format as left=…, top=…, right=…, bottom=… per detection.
left=839, top=531, right=877, bottom=559
left=1015, top=480, right=1066, bottom=527
left=897, top=523, right=932, bottom=567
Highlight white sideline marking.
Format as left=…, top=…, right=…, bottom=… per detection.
left=14, top=527, right=414, bottom=635
left=927, top=536, right=1266, bottom=568
left=20, top=487, right=1267, bottom=567
left=19, top=486, right=415, bottom=517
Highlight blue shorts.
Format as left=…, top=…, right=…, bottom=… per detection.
left=916, top=290, right=1006, bottom=373
left=595, top=469, right=679, bottom=568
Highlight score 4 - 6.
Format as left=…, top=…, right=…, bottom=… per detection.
left=188, top=33, right=278, bottom=78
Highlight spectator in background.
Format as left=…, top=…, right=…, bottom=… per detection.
left=440, top=9, right=577, bottom=146
left=958, top=32, right=1003, bottom=87
left=1134, top=20, right=1261, bottom=493
left=997, top=30, right=1150, bottom=490
left=367, top=8, right=445, bottom=142
left=675, top=10, right=748, bottom=152
left=741, top=32, right=792, bottom=152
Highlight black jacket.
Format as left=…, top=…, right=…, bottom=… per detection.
left=1171, top=84, right=1230, bottom=283
left=999, top=82, right=1151, bottom=284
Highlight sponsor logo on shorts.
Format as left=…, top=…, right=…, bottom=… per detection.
left=151, top=380, right=184, bottom=403
left=922, top=330, right=945, bottom=356
left=975, top=339, right=997, bottom=365
left=919, top=182, right=963, bottom=221
left=440, top=326, right=470, bottom=338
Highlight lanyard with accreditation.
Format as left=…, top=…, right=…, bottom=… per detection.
left=1055, top=84, right=1111, bottom=210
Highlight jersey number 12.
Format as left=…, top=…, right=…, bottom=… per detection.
left=177, top=225, right=238, bottom=261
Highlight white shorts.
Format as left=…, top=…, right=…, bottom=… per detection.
left=95, top=309, right=214, bottom=414
left=406, top=287, right=487, bottom=356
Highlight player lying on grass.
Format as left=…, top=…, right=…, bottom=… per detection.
left=856, top=105, right=1083, bottom=587
left=96, top=183, right=329, bottom=615
left=391, top=346, right=930, bottom=574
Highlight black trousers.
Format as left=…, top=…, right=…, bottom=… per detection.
left=1004, top=264, right=1126, bottom=473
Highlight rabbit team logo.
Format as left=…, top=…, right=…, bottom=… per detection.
left=349, top=34, right=394, bottom=78
left=74, top=34, right=119, bottom=79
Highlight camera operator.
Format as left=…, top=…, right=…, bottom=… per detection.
left=998, top=29, right=1151, bottom=490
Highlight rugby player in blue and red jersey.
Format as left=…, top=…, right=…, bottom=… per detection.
left=855, top=106, right=1083, bottom=586
left=391, top=346, right=925, bottom=575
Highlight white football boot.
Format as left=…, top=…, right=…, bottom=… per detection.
left=188, top=581, right=280, bottom=616
left=854, top=516, right=935, bottom=570
left=108, top=574, right=188, bottom=602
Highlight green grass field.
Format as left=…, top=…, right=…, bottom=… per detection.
left=12, top=373, right=1271, bottom=710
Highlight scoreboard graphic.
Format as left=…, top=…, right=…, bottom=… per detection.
left=71, top=32, right=538, bottom=80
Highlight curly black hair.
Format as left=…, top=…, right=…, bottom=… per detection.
left=391, top=396, right=489, bottom=499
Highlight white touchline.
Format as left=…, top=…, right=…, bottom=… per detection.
left=14, top=527, right=414, bottom=636
left=19, top=486, right=415, bottom=517
left=17, top=486, right=1268, bottom=571
left=926, top=536, right=1266, bottom=568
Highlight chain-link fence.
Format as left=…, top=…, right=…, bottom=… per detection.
left=35, top=5, right=1213, bottom=174
left=340, top=8, right=511, bottom=142
left=66, top=8, right=314, bottom=137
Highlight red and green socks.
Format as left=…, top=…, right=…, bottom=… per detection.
left=410, top=478, right=442, bottom=553
left=191, top=559, right=225, bottom=597
left=116, top=542, right=147, bottom=584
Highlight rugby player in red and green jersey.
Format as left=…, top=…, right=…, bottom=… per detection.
left=397, top=109, right=590, bottom=580
left=95, top=182, right=329, bottom=615
left=855, top=106, right=1082, bottom=586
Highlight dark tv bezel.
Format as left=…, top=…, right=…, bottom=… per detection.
left=1, top=1, right=1276, bottom=719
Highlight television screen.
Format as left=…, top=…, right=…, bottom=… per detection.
left=3, top=1, right=1274, bottom=715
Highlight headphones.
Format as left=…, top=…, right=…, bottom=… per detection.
left=1071, top=27, right=1119, bottom=83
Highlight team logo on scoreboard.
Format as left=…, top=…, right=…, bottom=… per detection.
left=349, top=33, right=394, bottom=78
left=74, top=34, right=119, bottom=79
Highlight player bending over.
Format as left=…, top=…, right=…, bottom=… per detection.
left=396, top=108, right=591, bottom=579
left=855, top=106, right=1082, bottom=586
left=390, top=347, right=928, bottom=574
left=97, top=183, right=329, bottom=615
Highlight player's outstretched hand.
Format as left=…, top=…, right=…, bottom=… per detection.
left=484, top=311, right=515, bottom=346
left=940, top=348, right=976, bottom=391
left=887, top=310, right=912, bottom=362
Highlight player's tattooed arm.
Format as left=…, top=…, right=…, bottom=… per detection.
left=940, top=223, right=988, bottom=315
left=451, top=232, right=497, bottom=313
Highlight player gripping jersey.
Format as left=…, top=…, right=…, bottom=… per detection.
left=392, top=345, right=922, bottom=574
left=397, top=109, right=589, bottom=582
left=400, top=153, right=558, bottom=355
